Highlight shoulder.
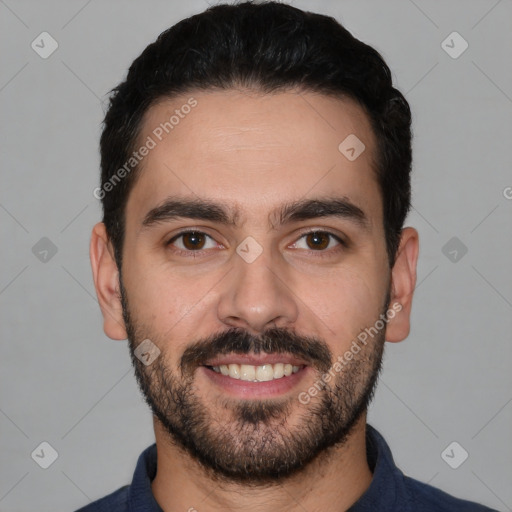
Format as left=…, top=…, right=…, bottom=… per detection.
left=364, top=425, right=497, bottom=511
left=403, top=475, right=498, bottom=511
left=73, top=485, right=130, bottom=512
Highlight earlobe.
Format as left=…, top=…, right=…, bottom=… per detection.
left=89, top=222, right=127, bottom=340
left=385, top=227, right=419, bottom=343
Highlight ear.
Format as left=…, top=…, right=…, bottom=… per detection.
left=385, top=227, right=419, bottom=343
left=89, top=222, right=127, bottom=340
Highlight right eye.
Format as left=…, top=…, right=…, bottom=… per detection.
left=166, top=230, right=221, bottom=257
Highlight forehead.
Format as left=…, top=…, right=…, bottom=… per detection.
left=126, top=89, right=381, bottom=230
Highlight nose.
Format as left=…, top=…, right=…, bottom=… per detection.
left=216, top=247, right=299, bottom=335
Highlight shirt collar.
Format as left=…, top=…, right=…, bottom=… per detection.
left=128, top=442, right=162, bottom=512
left=348, top=424, right=410, bottom=511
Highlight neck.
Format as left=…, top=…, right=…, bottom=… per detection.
left=151, top=413, right=373, bottom=512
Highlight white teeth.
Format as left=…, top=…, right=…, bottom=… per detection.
left=241, top=364, right=256, bottom=381
left=211, top=362, right=303, bottom=382
left=255, top=364, right=274, bottom=382
left=273, top=363, right=284, bottom=379
left=228, top=364, right=240, bottom=379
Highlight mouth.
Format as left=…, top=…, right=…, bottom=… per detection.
left=199, top=354, right=311, bottom=398
left=205, top=362, right=304, bottom=382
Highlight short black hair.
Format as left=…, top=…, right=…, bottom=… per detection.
left=98, top=0, right=412, bottom=270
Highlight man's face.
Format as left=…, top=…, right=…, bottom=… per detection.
left=116, top=89, right=393, bottom=482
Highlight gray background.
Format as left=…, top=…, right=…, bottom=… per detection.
left=1, top=0, right=511, bottom=511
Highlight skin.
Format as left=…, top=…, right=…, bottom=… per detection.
left=90, top=89, right=419, bottom=512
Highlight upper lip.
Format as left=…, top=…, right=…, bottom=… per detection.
left=203, top=353, right=309, bottom=367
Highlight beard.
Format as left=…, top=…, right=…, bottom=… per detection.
left=120, top=277, right=388, bottom=485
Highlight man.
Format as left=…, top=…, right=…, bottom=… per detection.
left=79, top=1, right=497, bottom=510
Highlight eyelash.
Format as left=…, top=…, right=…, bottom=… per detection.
left=165, top=229, right=347, bottom=259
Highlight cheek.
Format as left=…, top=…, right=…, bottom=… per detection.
left=131, top=278, right=193, bottom=327
left=121, top=254, right=188, bottom=328
left=122, top=255, right=224, bottom=344
left=307, top=266, right=387, bottom=350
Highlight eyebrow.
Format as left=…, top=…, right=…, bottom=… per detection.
left=140, top=195, right=371, bottom=232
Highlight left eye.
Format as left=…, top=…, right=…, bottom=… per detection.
left=291, top=231, right=343, bottom=251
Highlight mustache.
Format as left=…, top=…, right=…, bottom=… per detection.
left=180, top=326, right=333, bottom=376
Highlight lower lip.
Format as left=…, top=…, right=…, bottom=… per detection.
left=200, top=365, right=311, bottom=398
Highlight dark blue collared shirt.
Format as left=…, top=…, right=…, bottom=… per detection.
left=75, top=424, right=497, bottom=511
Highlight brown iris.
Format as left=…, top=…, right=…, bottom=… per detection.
left=305, top=232, right=330, bottom=250
left=181, top=231, right=206, bottom=250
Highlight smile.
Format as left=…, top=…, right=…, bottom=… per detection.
left=208, top=363, right=303, bottom=382
left=201, top=353, right=311, bottom=397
